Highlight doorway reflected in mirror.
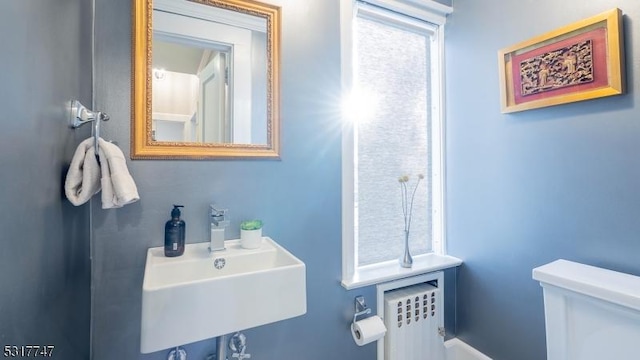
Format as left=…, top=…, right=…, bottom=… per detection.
left=152, top=40, right=232, bottom=143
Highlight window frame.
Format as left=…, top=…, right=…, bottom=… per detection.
left=341, top=0, right=459, bottom=290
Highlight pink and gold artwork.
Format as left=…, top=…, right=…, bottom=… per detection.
left=498, top=8, right=624, bottom=113
left=520, top=39, right=593, bottom=96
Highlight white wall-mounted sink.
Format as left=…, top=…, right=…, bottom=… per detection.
left=140, top=237, right=306, bottom=354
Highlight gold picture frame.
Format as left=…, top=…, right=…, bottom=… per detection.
left=498, top=8, right=624, bottom=113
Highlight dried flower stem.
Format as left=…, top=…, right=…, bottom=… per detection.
left=399, top=174, right=423, bottom=233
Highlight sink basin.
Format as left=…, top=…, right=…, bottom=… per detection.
left=140, top=237, right=306, bottom=354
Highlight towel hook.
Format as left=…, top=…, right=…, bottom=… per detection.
left=69, top=100, right=110, bottom=157
left=69, top=100, right=110, bottom=128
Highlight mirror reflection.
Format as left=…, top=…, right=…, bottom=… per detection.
left=152, top=3, right=268, bottom=145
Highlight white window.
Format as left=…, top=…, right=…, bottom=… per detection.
left=341, top=0, right=459, bottom=289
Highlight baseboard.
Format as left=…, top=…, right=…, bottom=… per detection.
left=444, top=338, right=492, bottom=360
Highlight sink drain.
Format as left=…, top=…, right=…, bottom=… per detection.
left=213, top=258, right=226, bottom=269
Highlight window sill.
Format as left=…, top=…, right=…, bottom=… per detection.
left=341, top=253, right=462, bottom=290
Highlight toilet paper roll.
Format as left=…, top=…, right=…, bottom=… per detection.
left=351, top=316, right=387, bottom=346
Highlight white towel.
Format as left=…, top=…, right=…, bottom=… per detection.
left=97, top=138, right=140, bottom=209
left=65, top=138, right=101, bottom=206
left=64, top=137, right=140, bottom=209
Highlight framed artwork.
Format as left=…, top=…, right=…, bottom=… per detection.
left=498, top=8, right=624, bottom=113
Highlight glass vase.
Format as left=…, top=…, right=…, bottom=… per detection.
left=400, top=230, right=413, bottom=268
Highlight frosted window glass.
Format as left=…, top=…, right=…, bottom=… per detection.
left=355, top=16, right=433, bottom=266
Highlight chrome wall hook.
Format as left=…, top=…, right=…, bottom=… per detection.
left=69, top=100, right=109, bottom=129
left=69, top=100, right=110, bottom=158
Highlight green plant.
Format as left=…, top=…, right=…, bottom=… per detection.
left=240, top=220, right=263, bottom=231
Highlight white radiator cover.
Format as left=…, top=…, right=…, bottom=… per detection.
left=383, top=282, right=444, bottom=360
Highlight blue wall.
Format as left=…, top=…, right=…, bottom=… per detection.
left=446, top=0, right=640, bottom=359
left=90, top=0, right=640, bottom=359
left=0, top=1, right=92, bottom=359
left=92, top=0, right=381, bottom=359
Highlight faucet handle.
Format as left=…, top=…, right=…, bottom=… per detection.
left=210, top=204, right=228, bottom=217
left=210, top=204, right=230, bottom=228
left=230, top=333, right=250, bottom=360
left=231, top=352, right=251, bottom=360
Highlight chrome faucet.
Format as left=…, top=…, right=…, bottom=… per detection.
left=210, top=204, right=230, bottom=252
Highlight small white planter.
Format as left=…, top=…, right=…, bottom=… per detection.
left=240, top=228, right=263, bottom=249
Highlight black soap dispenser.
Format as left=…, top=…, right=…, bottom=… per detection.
left=164, top=205, right=185, bottom=257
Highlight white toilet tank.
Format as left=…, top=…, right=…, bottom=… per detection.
left=533, top=259, right=640, bottom=360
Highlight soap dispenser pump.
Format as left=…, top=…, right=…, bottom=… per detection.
left=165, top=205, right=185, bottom=257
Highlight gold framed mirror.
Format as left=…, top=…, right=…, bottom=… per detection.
left=132, top=0, right=280, bottom=159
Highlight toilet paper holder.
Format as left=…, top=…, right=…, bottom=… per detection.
left=353, top=296, right=372, bottom=324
